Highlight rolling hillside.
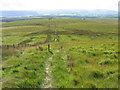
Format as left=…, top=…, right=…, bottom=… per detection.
left=2, top=18, right=118, bottom=88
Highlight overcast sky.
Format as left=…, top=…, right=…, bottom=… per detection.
left=0, top=0, right=119, bottom=11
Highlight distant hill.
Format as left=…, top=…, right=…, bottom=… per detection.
left=0, top=11, right=39, bottom=17
left=37, top=9, right=118, bottom=16
left=0, top=9, right=118, bottom=17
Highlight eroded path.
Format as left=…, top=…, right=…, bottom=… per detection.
left=42, top=49, right=60, bottom=88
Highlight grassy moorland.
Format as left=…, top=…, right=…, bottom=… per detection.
left=2, top=18, right=119, bottom=88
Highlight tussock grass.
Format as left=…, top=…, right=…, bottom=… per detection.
left=2, top=18, right=118, bottom=88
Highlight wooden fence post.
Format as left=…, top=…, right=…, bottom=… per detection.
left=48, top=43, right=53, bottom=54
